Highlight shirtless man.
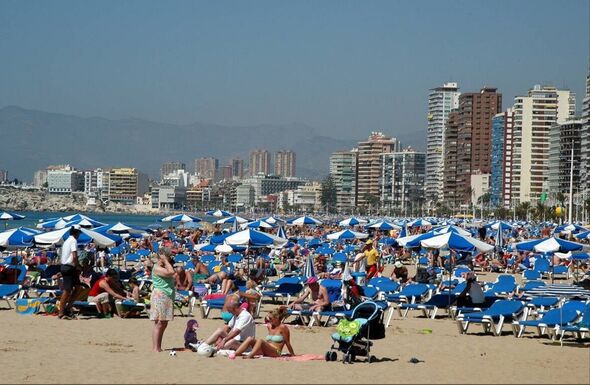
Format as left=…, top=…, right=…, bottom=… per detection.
left=287, top=277, right=330, bottom=312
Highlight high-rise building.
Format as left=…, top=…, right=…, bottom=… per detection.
left=443, top=111, right=460, bottom=209
left=355, top=132, right=401, bottom=208
left=161, top=161, right=185, bottom=180
left=329, top=150, right=357, bottom=213
left=274, top=150, right=296, bottom=177
left=249, top=149, right=271, bottom=176
left=444, top=88, right=502, bottom=206
left=108, top=168, right=149, bottom=204
left=232, top=158, right=244, bottom=179
left=425, top=82, right=460, bottom=204
left=548, top=118, right=583, bottom=194
left=581, top=74, right=590, bottom=195
left=380, top=148, right=425, bottom=216
left=0, top=170, right=7, bottom=183
left=490, top=113, right=505, bottom=208
left=491, top=108, right=514, bottom=208
left=195, top=157, right=219, bottom=180
left=510, top=85, right=576, bottom=204
left=220, top=165, right=233, bottom=181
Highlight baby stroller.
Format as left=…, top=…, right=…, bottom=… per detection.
left=325, top=301, right=385, bottom=364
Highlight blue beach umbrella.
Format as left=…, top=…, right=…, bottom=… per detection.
left=276, top=226, right=287, bottom=239
left=326, top=229, right=369, bottom=240
left=244, top=220, right=276, bottom=229
left=288, top=216, right=322, bottom=226
left=515, top=237, right=588, bottom=253
left=0, top=212, right=25, bottom=221
left=161, top=214, right=202, bottom=223
left=420, top=232, right=495, bottom=253
left=37, top=217, right=70, bottom=230
left=409, top=219, right=433, bottom=227
left=94, top=222, right=149, bottom=235
left=260, top=216, right=286, bottom=225
left=206, top=209, right=232, bottom=218
left=303, top=254, right=316, bottom=280
left=338, top=217, right=367, bottom=227
left=364, top=220, right=399, bottom=231
left=574, top=231, right=590, bottom=240
left=223, top=229, right=288, bottom=248
left=34, top=226, right=122, bottom=248
left=553, top=223, right=589, bottom=235
left=215, top=215, right=249, bottom=225
left=0, top=227, right=40, bottom=247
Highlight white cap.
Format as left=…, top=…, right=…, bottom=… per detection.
left=394, top=261, right=403, bottom=268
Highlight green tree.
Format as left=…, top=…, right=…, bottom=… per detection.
left=320, top=176, right=337, bottom=213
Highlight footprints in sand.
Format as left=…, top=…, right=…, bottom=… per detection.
left=86, top=341, right=136, bottom=353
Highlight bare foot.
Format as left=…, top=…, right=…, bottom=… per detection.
left=152, top=348, right=162, bottom=352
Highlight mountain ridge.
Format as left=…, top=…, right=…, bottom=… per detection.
left=0, top=105, right=424, bottom=181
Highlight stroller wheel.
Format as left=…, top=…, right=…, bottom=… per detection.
left=368, top=355, right=376, bottom=363
left=329, top=351, right=337, bottom=362
left=325, top=352, right=331, bottom=362
left=344, top=353, right=353, bottom=364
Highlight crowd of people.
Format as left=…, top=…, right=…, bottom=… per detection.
left=1, top=218, right=590, bottom=358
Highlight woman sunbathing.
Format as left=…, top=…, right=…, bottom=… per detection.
left=229, top=307, right=294, bottom=359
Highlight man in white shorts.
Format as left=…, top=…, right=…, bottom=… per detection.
left=202, top=298, right=255, bottom=350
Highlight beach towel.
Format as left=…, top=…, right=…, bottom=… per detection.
left=15, top=299, right=41, bottom=315
left=271, top=354, right=325, bottom=361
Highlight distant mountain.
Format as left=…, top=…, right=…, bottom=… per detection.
left=0, top=106, right=425, bottom=181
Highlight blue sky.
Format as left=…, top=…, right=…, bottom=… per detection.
left=1, top=0, right=588, bottom=144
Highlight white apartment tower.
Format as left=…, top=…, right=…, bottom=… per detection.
left=581, top=74, right=590, bottom=195
left=425, top=82, right=460, bottom=204
left=510, top=85, right=576, bottom=204
left=329, top=150, right=357, bottom=213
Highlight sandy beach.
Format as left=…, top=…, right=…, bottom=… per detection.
left=1, top=295, right=588, bottom=384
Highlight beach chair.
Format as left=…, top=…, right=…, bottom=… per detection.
left=261, top=282, right=303, bottom=305
left=366, top=277, right=400, bottom=299
left=552, top=302, right=590, bottom=341
left=523, top=296, right=560, bottom=318
left=384, top=283, right=431, bottom=327
left=399, top=282, right=467, bottom=319
left=518, top=280, right=545, bottom=294
left=533, top=258, right=551, bottom=278
left=485, top=275, right=517, bottom=296
left=451, top=295, right=500, bottom=320
left=511, top=304, right=582, bottom=338
left=0, top=284, right=22, bottom=309
left=522, top=269, right=542, bottom=281
left=457, top=300, right=526, bottom=336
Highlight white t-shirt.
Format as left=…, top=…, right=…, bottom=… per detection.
left=228, top=309, right=255, bottom=342
left=60, top=236, right=78, bottom=266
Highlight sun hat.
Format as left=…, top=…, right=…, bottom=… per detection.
left=306, top=276, right=318, bottom=284
left=394, top=261, right=403, bottom=269
left=365, top=239, right=373, bottom=245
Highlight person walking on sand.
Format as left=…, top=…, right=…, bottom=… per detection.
left=58, top=225, right=83, bottom=320
left=150, top=248, right=176, bottom=352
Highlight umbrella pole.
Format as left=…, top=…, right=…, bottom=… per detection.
left=551, top=252, right=554, bottom=285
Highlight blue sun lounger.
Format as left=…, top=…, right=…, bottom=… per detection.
left=552, top=303, right=590, bottom=341
left=384, top=284, right=431, bottom=327
left=0, top=284, right=22, bottom=309
left=511, top=305, right=581, bottom=338
left=399, top=282, right=466, bottom=319
left=457, top=300, right=526, bottom=336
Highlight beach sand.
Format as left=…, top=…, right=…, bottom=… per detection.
left=1, top=293, right=588, bottom=384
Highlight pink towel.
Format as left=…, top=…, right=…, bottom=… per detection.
left=271, top=354, right=325, bottom=362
